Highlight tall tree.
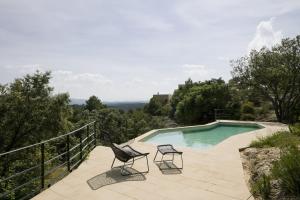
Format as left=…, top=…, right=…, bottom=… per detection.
left=231, top=35, right=300, bottom=123
left=0, top=71, right=72, bottom=153
left=173, top=78, right=232, bottom=124
left=85, top=95, right=105, bottom=111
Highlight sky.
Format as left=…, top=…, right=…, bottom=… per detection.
left=0, top=0, right=300, bottom=101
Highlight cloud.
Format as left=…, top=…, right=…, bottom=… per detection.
left=3, top=64, right=43, bottom=74
left=248, top=18, right=283, bottom=53
left=51, top=70, right=112, bottom=92
left=182, top=64, right=210, bottom=81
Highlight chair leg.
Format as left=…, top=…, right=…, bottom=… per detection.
left=180, top=154, right=183, bottom=169
left=111, top=157, right=116, bottom=169
left=145, top=155, right=149, bottom=173
left=153, top=150, right=158, bottom=162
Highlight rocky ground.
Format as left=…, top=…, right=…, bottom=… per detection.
left=240, top=147, right=297, bottom=200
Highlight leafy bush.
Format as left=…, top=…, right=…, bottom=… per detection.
left=241, top=101, right=255, bottom=114
left=241, top=101, right=255, bottom=120
left=272, top=147, right=300, bottom=197
left=251, top=174, right=271, bottom=200
left=250, top=131, right=300, bottom=148
left=241, top=113, right=256, bottom=121
left=289, top=123, right=300, bottom=137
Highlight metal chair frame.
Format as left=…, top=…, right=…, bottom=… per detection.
left=153, top=144, right=183, bottom=170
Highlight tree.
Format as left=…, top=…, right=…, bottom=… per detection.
left=173, top=78, right=232, bottom=124
left=0, top=71, right=72, bottom=198
left=232, top=35, right=300, bottom=123
left=0, top=71, right=72, bottom=153
left=85, top=95, right=105, bottom=111
left=144, top=97, right=163, bottom=116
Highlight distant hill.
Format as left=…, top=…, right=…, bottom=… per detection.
left=70, top=98, right=147, bottom=111
left=105, top=102, right=147, bottom=111
left=70, top=98, right=86, bottom=105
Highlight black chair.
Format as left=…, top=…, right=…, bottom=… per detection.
left=101, top=131, right=149, bottom=176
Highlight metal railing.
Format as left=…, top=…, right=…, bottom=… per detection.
left=0, top=121, right=97, bottom=200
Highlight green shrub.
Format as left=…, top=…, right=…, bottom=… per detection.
left=289, top=123, right=300, bottom=137
left=241, top=101, right=256, bottom=120
left=251, top=174, right=271, bottom=199
left=241, top=101, right=255, bottom=114
left=241, top=113, right=256, bottom=121
left=272, top=147, right=300, bottom=197
left=250, top=131, right=300, bottom=148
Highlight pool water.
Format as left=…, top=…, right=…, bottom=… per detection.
left=143, top=124, right=262, bottom=149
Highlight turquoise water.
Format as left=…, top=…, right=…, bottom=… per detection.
left=143, top=124, right=261, bottom=149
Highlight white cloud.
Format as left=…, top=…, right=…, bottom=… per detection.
left=4, top=64, right=43, bottom=74
left=182, top=64, right=210, bottom=81
left=52, top=70, right=112, bottom=87
left=248, top=18, right=283, bottom=53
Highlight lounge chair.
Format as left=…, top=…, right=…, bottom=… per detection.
left=153, top=144, right=183, bottom=170
left=101, top=131, right=150, bottom=176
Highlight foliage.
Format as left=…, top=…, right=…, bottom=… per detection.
left=289, top=123, right=300, bottom=137
left=231, top=35, right=300, bottom=123
left=0, top=71, right=73, bottom=199
left=249, top=131, right=300, bottom=148
left=251, top=174, right=271, bottom=200
left=0, top=71, right=72, bottom=153
left=240, top=101, right=255, bottom=120
left=249, top=126, right=300, bottom=199
left=272, top=147, right=300, bottom=197
left=85, top=95, right=105, bottom=111
left=144, top=97, right=163, bottom=116
left=171, top=78, right=236, bottom=124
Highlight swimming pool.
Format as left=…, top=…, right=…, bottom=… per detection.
left=141, top=122, right=263, bottom=149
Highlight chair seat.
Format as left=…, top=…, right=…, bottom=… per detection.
left=121, top=146, right=142, bottom=157
left=157, top=144, right=182, bottom=155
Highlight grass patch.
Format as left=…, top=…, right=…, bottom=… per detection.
left=272, top=147, right=300, bottom=197
left=249, top=131, right=300, bottom=148
left=251, top=174, right=272, bottom=200
left=249, top=124, right=300, bottom=199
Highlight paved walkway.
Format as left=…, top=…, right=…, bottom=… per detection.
left=33, top=121, right=287, bottom=200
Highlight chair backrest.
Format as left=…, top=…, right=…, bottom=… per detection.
left=101, top=131, right=131, bottom=162
left=111, top=143, right=131, bottom=162
left=100, top=130, right=117, bottom=147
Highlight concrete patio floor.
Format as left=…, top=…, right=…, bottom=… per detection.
left=32, top=121, right=287, bottom=200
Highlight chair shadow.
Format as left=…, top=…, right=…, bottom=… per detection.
left=155, top=161, right=182, bottom=175
left=87, top=167, right=146, bottom=190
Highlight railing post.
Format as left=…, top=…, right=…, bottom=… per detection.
left=67, top=135, right=70, bottom=171
left=40, top=143, right=45, bottom=189
left=79, top=130, right=83, bottom=160
left=94, top=122, right=97, bottom=147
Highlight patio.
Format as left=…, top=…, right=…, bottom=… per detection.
left=32, top=122, right=287, bottom=200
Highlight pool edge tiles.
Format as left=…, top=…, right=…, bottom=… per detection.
left=139, top=121, right=264, bottom=149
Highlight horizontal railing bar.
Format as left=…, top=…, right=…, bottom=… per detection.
left=19, top=189, right=39, bottom=200
left=82, top=151, right=89, bottom=160
left=0, top=121, right=96, bottom=157
left=70, top=159, right=81, bottom=171
left=0, top=176, right=40, bottom=198
left=70, top=143, right=80, bottom=152
left=86, top=139, right=95, bottom=150
left=82, top=143, right=89, bottom=152
left=44, top=161, right=67, bottom=177
left=0, top=164, right=40, bottom=183
left=44, top=151, right=68, bottom=165
left=82, top=137, right=89, bottom=144
left=82, top=139, right=95, bottom=152
left=70, top=151, right=81, bottom=161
